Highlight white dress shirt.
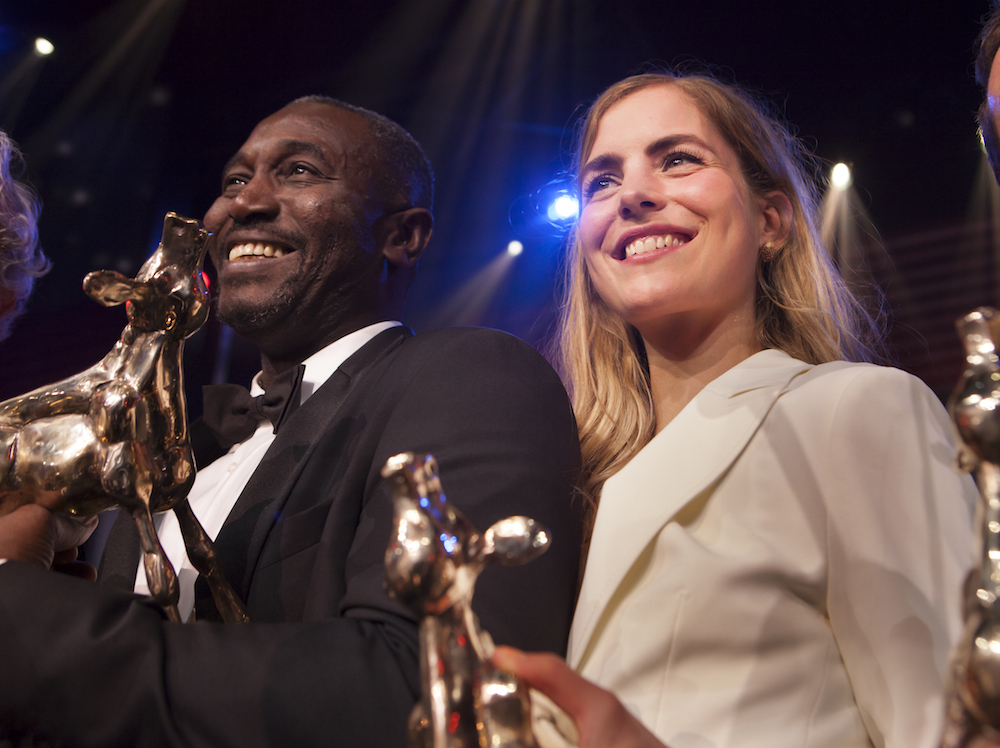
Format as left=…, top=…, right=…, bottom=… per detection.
left=133, top=321, right=401, bottom=621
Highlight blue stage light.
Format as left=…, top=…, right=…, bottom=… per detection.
left=509, top=174, right=579, bottom=239
left=547, top=194, right=579, bottom=222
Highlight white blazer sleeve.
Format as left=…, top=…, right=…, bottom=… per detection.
left=820, top=366, right=976, bottom=748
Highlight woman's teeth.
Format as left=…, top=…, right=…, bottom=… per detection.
left=228, top=243, right=286, bottom=261
left=624, top=234, right=687, bottom=258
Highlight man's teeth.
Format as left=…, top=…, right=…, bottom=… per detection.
left=228, top=243, right=286, bottom=261
left=624, top=234, right=687, bottom=258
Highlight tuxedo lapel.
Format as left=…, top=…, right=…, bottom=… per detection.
left=195, top=326, right=410, bottom=618
left=568, top=350, right=811, bottom=667
left=97, top=509, right=141, bottom=591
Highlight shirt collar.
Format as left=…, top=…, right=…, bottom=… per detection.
left=249, top=320, right=402, bottom=402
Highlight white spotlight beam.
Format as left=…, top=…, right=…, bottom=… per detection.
left=832, top=163, right=852, bottom=190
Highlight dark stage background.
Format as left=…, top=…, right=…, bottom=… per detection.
left=0, top=0, right=995, bottom=410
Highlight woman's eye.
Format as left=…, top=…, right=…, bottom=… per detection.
left=583, top=174, right=615, bottom=197
left=663, top=151, right=703, bottom=169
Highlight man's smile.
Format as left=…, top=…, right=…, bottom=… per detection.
left=228, top=242, right=291, bottom=260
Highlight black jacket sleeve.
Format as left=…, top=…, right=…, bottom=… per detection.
left=0, top=329, right=583, bottom=748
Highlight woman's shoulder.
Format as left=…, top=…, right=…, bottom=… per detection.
left=812, top=358, right=913, bottom=378
left=778, top=356, right=951, bottom=433
left=785, top=356, right=932, bottom=396
left=725, top=350, right=936, bottom=405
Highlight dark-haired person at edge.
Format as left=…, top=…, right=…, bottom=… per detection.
left=492, top=71, right=978, bottom=748
left=979, top=4, right=1000, bottom=182
left=0, top=99, right=584, bottom=746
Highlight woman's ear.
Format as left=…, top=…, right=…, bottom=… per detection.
left=760, top=191, right=793, bottom=249
left=379, top=208, right=434, bottom=268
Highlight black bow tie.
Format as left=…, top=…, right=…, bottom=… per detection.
left=201, top=364, right=306, bottom=445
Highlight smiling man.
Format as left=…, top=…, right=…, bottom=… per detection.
left=0, top=98, right=583, bottom=747
left=206, top=99, right=416, bottom=379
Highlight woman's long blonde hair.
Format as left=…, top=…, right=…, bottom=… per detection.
left=558, top=72, right=885, bottom=522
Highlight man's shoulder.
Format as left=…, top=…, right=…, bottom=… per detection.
left=373, top=327, right=569, bottom=411
left=394, top=327, right=556, bottom=373
left=405, top=326, right=539, bottom=353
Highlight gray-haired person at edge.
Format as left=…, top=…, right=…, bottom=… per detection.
left=0, top=131, right=49, bottom=343
left=0, top=132, right=86, bottom=587
left=491, top=68, right=978, bottom=748
left=0, top=98, right=584, bottom=746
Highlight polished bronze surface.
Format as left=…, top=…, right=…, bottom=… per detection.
left=0, top=213, right=248, bottom=624
left=383, top=452, right=549, bottom=748
left=944, top=306, right=1000, bottom=746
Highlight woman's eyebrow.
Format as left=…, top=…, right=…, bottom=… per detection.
left=581, top=133, right=716, bottom=178
left=580, top=152, right=620, bottom=178
left=644, top=134, right=714, bottom=157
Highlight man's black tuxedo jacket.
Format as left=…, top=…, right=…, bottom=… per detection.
left=0, top=327, right=584, bottom=748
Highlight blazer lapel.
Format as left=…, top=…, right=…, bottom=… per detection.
left=568, top=350, right=811, bottom=667
left=196, top=326, right=410, bottom=618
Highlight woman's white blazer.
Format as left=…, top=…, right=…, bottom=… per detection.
left=569, top=350, right=977, bottom=748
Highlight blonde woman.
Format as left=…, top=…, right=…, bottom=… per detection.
left=496, top=72, right=977, bottom=748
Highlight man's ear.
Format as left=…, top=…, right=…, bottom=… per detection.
left=379, top=208, right=433, bottom=269
left=760, top=190, right=793, bottom=248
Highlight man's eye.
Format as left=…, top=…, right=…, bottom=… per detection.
left=289, top=163, right=318, bottom=176
left=223, top=175, right=248, bottom=188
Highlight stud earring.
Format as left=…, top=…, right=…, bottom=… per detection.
left=761, top=241, right=776, bottom=262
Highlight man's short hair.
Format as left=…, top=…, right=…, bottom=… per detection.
left=291, top=96, right=434, bottom=212
left=977, top=5, right=1000, bottom=180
